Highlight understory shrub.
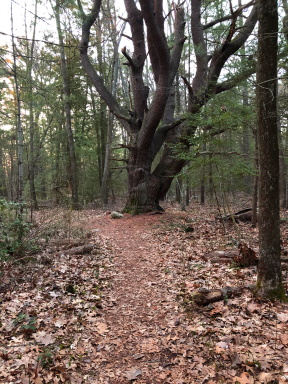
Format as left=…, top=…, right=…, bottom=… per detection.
left=0, top=199, right=33, bottom=260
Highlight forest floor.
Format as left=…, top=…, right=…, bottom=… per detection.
left=1, top=203, right=288, bottom=384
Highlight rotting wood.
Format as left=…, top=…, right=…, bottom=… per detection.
left=190, top=285, right=255, bottom=306
left=203, top=242, right=258, bottom=267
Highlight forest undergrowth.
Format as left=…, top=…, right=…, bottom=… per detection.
left=0, top=203, right=288, bottom=384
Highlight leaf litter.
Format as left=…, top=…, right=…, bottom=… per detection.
left=0, top=204, right=288, bottom=383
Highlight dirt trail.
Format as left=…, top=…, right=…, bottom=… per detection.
left=2, top=208, right=287, bottom=384
left=92, top=213, right=189, bottom=383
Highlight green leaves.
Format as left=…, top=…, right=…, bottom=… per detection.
left=0, top=199, right=32, bottom=260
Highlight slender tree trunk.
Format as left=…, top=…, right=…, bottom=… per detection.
left=280, top=0, right=288, bottom=209
left=25, top=1, right=38, bottom=210
left=0, top=142, right=8, bottom=197
left=176, top=178, right=181, bottom=204
left=53, top=1, right=79, bottom=209
left=200, top=178, right=205, bottom=205
left=11, top=4, right=23, bottom=208
left=101, top=111, right=113, bottom=205
left=279, top=125, right=287, bottom=209
left=255, top=0, right=285, bottom=299
left=185, top=175, right=190, bottom=206
left=252, top=129, right=258, bottom=227
left=101, top=7, right=125, bottom=204
left=89, top=87, right=104, bottom=185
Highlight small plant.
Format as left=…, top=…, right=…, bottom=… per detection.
left=0, top=199, right=33, bottom=260
left=13, top=312, right=37, bottom=338
left=37, top=349, right=53, bottom=368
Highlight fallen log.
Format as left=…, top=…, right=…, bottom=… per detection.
left=216, top=208, right=253, bottom=223
left=203, top=242, right=258, bottom=267
left=191, top=285, right=255, bottom=306
left=203, top=250, right=239, bottom=263
left=60, top=244, right=94, bottom=255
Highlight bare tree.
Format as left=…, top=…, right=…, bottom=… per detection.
left=78, top=0, right=257, bottom=213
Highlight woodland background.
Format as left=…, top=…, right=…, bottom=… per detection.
left=1, top=1, right=288, bottom=382
left=1, top=0, right=286, bottom=211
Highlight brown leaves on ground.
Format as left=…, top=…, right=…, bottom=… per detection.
left=0, top=204, right=288, bottom=383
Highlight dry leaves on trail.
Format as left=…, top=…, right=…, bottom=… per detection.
left=0, top=205, right=288, bottom=383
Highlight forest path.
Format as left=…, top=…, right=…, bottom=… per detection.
left=90, top=212, right=190, bottom=384
left=1, top=207, right=287, bottom=383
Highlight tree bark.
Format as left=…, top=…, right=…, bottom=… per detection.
left=78, top=0, right=258, bottom=213
left=53, top=0, right=79, bottom=209
left=25, top=1, right=39, bottom=210
left=101, top=4, right=126, bottom=205
left=252, top=130, right=258, bottom=227
left=255, top=0, right=285, bottom=299
left=11, top=4, right=24, bottom=209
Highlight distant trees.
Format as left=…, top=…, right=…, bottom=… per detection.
left=52, top=0, right=79, bottom=209
left=0, top=0, right=287, bottom=229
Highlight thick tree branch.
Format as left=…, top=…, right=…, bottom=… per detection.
left=203, top=15, right=232, bottom=30
left=78, top=0, right=130, bottom=125
left=140, top=0, right=170, bottom=83
left=191, top=0, right=209, bottom=94
left=124, top=0, right=148, bottom=121
left=170, top=6, right=186, bottom=82
left=121, top=46, right=137, bottom=69
left=133, top=2, right=186, bottom=153
left=208, top=4, right=258, bottom=87
left=215, top=61, right=256, bottom=93
left=148, top=117, right=186, bottom=163
left=137, top=0, right=171, bottom=149
left=206, top=1, right=255, bottom=37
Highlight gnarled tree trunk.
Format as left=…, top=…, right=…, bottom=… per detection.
left=78, top=0, right=258, bottom=213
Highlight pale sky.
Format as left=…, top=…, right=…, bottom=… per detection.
left=0, top=0, right=55, bottom=47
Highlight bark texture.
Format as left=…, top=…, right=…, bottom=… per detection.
left=78, top=0, right=258, bottom=213
left=255, top=0, right=285, bottom=299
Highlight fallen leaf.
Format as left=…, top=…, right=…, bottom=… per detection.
left=258, top=372, right=274, bottom=383
left=233, top=372, right=253, bottom=384
left=215, top=341, right=229, bottom=353
left=96, top=322, right=109, bottom=334
left=54, top=318, right=67, bottom=328
left=246, top=303, right=260, bottom=313
left=277, top=312, right=288, bottom=322
left=33, top=377, right=43, bottom=384
left=34, top=331, right=55, bottom=346
left=231, top=353, right=242, bottom=367
left=125, top=367, right=142, bottom=381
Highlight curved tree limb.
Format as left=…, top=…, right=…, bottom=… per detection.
left=208, top=4, right=258, bottom=87
left=77, top=0, right=130, bottom=126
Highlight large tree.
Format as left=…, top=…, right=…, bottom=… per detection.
left=78, top=0, right=258, bottom=213
left=255, top=0, right=285, bottom=299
